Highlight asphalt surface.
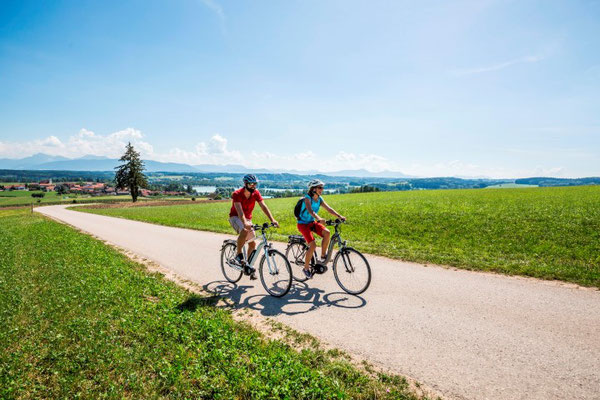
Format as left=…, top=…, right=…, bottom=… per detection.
left=36, top=205, right=600, bottom=400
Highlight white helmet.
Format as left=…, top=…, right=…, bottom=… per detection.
left=307, top=179, right=325, bottom=189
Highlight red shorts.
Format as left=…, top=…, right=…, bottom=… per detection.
left=297, top=222, right=326, bottom=244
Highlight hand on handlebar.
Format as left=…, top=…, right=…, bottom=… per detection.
left=271, top=220, right=280, bottom=228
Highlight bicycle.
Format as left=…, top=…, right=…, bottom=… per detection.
left=220, top=222, right=292, bottom=297
left=285, top=219, right=371, bottom=295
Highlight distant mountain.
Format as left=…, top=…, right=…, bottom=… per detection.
left=79, top=154, right=111, bottom=160
left=0, top=153, right=200, bottom=172
left=0, top=153, right=70, bottom=169
left=0, top=153, right=412, bottom=178
left=321, top=169, right=414, bottom=179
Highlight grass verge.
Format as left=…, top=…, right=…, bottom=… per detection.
left=0, top=208, right=427, bottom=399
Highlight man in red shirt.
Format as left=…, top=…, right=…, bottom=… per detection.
left=229, top=174, right=279, bottom=276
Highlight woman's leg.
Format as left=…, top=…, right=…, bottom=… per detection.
left=305, top=240, right=317, bottom=270
left=320, top=229, right=330, bottom=259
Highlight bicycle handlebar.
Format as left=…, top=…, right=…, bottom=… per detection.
left=251, top=222, right=278, bottom=231
left=325, top=219, right=346, bottom=226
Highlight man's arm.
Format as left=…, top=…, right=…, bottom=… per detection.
left=258, top=200, right=279, bottom=227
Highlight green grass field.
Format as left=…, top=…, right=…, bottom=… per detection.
left=78, top=186, right=600, bottom=287
left=485, top=183, right=538, bottom=189
left=0, top=189, right=140, bottom=206
left=0, top=208, right=423, bottom=399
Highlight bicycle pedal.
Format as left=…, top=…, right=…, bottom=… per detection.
left=249, top=272, right=257, bottom=280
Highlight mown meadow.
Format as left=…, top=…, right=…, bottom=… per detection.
left=78, top=186, right=600, bottom=287
left=0, top=208, right=424, bottom=399
left=0, top=189, right=137, bottom=207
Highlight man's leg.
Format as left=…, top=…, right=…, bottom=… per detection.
left=236, top=229, right=248, bottom=257
left=247, top=239, right=256, bottom=255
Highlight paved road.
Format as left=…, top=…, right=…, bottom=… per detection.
left=36, top=205, right=600, bottom=400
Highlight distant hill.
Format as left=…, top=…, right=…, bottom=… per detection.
left=0, top=153, right=70, bottom=169
left=0, top=154, right=200, bottom=173
left=0, top=153, right=412, bottom=177
left=515, top=177, right=600, bottom=187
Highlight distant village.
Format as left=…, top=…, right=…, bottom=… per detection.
left=0, top=180, right=188, bottom=197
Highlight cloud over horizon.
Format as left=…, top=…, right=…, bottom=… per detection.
left=0, top=128, right=577, bottom=179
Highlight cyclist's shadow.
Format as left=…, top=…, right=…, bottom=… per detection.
left=203, top=280, right=253, bottom=308
left=242, top=282, right=367, bottom=317
left=202, top=280, right=367, bottom=316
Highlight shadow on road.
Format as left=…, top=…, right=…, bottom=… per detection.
left=202, top=279, right=367, bottom=316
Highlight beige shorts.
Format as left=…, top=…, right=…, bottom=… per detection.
left=229, top=216, right=255, bottom=241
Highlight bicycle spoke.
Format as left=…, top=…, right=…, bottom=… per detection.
left=333, top=248, right=371, bottom=295
left=285, top=242, right=310, bottom=282
left=220, top=242, right=243, bottom=283
left=260, top=250, right=292, bottom=297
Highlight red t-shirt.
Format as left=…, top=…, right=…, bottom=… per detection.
left=229, top=188, right=263, bottom=219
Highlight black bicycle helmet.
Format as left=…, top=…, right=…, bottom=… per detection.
left=243, top=174, right=259, bottom=184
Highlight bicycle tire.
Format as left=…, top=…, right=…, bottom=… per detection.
left=285, top=242, right=313, bottom=282
left=220, top=242, right=243, bottom=283
left=259, top=249, right=292, bottom=297
left=333, top=247, right=371, bottom=295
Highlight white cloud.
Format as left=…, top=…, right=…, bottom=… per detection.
left=452, top=55, right=545, bottom=76
left=207, top=134, right=228, bottom=154
left=0, top=129, right=584, bottom=178
left=200, top=0, right=225, bottom=20
left=38, top=136, right=63, bottom=147
left=0, top=128, right=154, bottom=160
left=402, top=160, right=571, bottom=179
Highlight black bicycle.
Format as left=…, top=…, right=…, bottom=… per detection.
left=285, top=219, right=371, bottom=295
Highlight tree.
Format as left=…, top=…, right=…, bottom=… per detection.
left=114, top=142, right=148, bottom=202
left=55, top=184, right=69, bottom=195
left=31, top=192, right=45, bottom=203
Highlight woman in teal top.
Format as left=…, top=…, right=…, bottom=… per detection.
left=296, top=179, right=346, bottom=279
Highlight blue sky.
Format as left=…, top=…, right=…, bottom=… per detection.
left=0, top=0, right=598, bottom=178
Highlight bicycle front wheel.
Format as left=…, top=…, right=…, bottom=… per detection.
left=285, top=242, right=312, bottom=282
left=259, top=249, right=292, bottom=297
left=333, top=247, right=371, bottom=295
left=220, top=242, right=243, bottom=283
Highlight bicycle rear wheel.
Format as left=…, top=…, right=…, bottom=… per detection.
left=259, top=249, right=292, bottom=297
left=333, top=247, right=371, bottom=295
left=220, top=242, right=243, bottom=283
left=285, top=242, right=312, bottom=282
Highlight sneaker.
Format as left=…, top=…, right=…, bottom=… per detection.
left=303, top=268, right=313, bottom=280
left=249, top=272, right=257, bottom=280
left=243, top=264, right=255, bottom=276
left=317, top=256, right=328, bottom=264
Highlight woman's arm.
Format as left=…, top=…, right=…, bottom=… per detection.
left=321, top=199, right=345, bottom=221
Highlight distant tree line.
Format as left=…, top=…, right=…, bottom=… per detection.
left=515, top=177, right=600, bottom=187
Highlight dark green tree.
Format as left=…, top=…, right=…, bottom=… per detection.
left=55, top=184, right=69, bottom=195
left=114, top=142, right=148, bottom=203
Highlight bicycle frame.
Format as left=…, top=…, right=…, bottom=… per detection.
left=236, top=225, right=278, bottom=274
left=321, top=222, right=346, bottom=264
